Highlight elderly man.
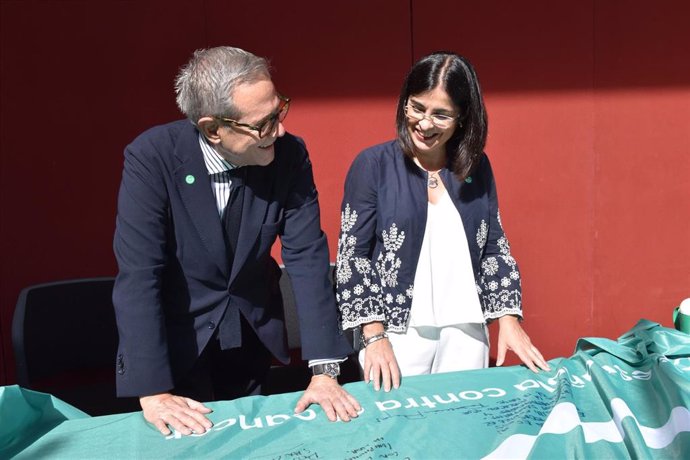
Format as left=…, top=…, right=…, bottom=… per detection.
left=113, top=46, right=359, bottom=436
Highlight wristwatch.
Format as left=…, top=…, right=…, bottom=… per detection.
left=312, top=362, right=340, bottom=379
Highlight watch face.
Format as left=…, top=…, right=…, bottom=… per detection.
left=315, top=362, right=340, bottom=378
left=325, top=363, right=339, bottom=377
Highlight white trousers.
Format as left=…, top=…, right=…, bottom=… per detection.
left=360, top=323, right=489, bottom=376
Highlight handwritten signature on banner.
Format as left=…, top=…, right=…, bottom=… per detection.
left=252, top=437, right=408, bottom=460
left=164, top=357, right=668, bottom=441
left=156, top=355, right=689, bottom=460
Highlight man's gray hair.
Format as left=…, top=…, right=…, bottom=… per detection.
left=175, top=46, right=270, bottom=124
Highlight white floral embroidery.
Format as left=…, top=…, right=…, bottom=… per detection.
left=482, top=286, right=522, bottom=321
left=481, top=257, right=499, bottom=276
left=340, top=204, right=357, bottom=233
left=476, top=220, right=488, bottom=249
left=476, top=208, right=523, bottom=321
left=396, top=294, right=406, bottom=304
left=375, top=224, right=405, bottom=288
left=353, top=257, right=369, bottom=274
left=337, top=261, right=352, bottom=285
left=383, top=224, right=405, bottom=251
left=377, top=252, right=401, bottom=288
left=497, top=236, right=510, bottom=255
left=479, top=225, right=523, bottom=321
left=337, top=203, right=386, bottom=330
left=336, top=205, right=358, bottom=284
left=385, top=293, right=393, bottom=304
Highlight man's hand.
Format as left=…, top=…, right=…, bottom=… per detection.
left=496, top=315, right=551, bottom=373
left=294, top=376, right=361, bottom=422
left=140, top=392, right=213, bottom=436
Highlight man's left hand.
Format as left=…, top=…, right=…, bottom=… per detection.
left=294, top=376, right=361, bottom=422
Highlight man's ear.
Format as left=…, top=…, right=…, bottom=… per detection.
left=197, top=117, right=221, bottom=144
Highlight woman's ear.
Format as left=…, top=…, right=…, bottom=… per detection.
left=197, top=117, right=221, bottom=144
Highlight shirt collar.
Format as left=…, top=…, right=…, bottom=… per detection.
left=198, top=132, right=237, bottom=175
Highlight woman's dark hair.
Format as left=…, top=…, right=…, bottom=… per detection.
left=396, top=52, right=487, bottom=180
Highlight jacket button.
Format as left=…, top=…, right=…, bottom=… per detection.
left=208, top=321, right=216, bottom=330
left=117, top=354, right=125, bottom=375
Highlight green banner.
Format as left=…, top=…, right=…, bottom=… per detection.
left=2, top=320, right=689, bottom=459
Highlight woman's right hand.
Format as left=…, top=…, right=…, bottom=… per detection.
left=362, top=322, right=401, bottom=392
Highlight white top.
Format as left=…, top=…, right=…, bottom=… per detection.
left=408, top=190, right=485, bottom=328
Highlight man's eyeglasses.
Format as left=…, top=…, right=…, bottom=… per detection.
left=216, top=95, right=290, bottom=139
left=404, top=101, right=459, bottom=129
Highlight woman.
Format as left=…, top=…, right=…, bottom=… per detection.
left=335, top=52, right=550, bottom=392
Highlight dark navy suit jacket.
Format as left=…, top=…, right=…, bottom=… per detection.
left=113, top=120, right=351, bottom=397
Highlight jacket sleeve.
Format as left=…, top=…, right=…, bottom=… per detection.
left=280, top=138, right=353, bottom=360
left=477, top=156, right=524, bottom=321
left=335, top=151, right=386, bottom=330
left=112, top=141, right=175, bottom=397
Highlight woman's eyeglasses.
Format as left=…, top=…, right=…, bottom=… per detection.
left=404, top=101, right=459, bottom=129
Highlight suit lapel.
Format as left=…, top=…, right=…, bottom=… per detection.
left=173, top=125, right=230, bottom=278
left=228, top=164, right=272, bottom=285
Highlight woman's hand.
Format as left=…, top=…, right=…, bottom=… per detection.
left=496, top=315, right=550, bottom=373
left=362, top=322, right=401, bottom=391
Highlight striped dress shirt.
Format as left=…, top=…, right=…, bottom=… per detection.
left=198, top=133, right=238, bottom=216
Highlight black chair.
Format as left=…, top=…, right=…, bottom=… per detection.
left=264, top=265, right=360, bottom=395
left=12, top=277, right=140, bottom=415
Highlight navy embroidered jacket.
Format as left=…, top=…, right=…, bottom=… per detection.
left=335, top=141, right=523, bottom=333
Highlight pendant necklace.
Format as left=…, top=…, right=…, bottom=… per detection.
left=427, top=171, right=440, bottom=189
left=413, top=156, right=443, bottom=189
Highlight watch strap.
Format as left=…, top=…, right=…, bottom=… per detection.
left=312, top=362, right=340, bottom=378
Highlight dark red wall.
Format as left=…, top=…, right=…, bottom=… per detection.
left=1, top=1, right=688, bottom=384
